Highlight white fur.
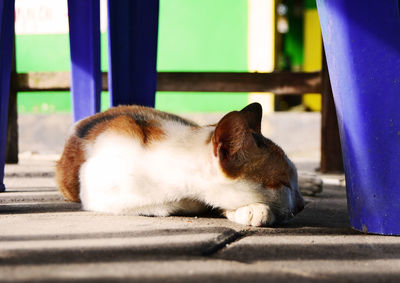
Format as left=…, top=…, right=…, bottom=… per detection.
left=225, top=157, right=301, bottom=226
left=225, top=203, right=275, bottom=227
left=79, top=120, right=274, bottom=220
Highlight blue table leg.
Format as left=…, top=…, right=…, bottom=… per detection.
left=0, top=0, right=15, bottom=192
left=317, top=0, right=400, bottom=235
left=68, top=0, right=101, bottom=122
left=107, top=0, right=159, bottom=107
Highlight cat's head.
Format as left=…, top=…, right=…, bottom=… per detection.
left=212, top=103, right=305, bottom=224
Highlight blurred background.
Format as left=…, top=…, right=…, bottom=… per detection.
left=13, top=0, right=322, bottom=161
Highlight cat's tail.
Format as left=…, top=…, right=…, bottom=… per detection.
left=55, top=135, right=85, bottom=202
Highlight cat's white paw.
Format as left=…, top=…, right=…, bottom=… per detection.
left=225, top=203, right=275, bottom=227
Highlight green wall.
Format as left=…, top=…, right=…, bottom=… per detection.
left=16, top=0, right=249, bottom=114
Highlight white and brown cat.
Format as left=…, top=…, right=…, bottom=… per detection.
left=55, top=103, right=305, bottom=227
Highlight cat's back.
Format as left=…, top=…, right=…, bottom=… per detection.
left=55, top=105, right=198, bottom=202
left=74, top=105, right=198, bottom=142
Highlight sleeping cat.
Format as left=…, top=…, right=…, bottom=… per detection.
left=55, top=103, right=304, bottom=227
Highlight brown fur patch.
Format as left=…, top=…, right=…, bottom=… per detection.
left=56, top=106, right=168, bottom=202
left=74, top=106, right=167, bottom=144
left=241, top=135, right=292, bottom=189
left=212, top=111, right=255, bottom=179
left=212, top=103, right=292, bottom=190
left=219, top=135, right=292, bottom=190
left=55, top=135, right=85, bottom=202
left=102, top=105, right=199, bottom=128
left=102, top=116, right=165, bottom=145
left=74, top=105, right=187, bottom=143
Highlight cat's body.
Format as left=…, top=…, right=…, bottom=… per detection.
left=56, top=103, right=304, bottom=226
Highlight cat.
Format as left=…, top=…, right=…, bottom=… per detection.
left=55, top=103, right=305, bottom=227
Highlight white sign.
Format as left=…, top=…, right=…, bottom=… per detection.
left=15, top=0, right=107, bottom=35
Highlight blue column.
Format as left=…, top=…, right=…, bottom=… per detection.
left=68, top=0, right=101, bottom=122
left=107, top=0, right=159, bottom=107
left=317, top=0, right=400, bottom=235
left=0, top=0, right=15, bottom=192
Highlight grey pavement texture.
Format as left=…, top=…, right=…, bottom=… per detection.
left=2, top=112, right=399, bottom=282
left=1, top=156, right=400, bottom=283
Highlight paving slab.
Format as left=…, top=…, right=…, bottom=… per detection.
left=1, top=156, right=400, bottom=282
left=3, top=258, right=399, bottom=283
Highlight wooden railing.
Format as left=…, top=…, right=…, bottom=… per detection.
left=15, top=71, right=320, bottom=94
left=6, top=57, right=343, bottom=173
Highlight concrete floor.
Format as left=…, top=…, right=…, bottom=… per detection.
left=1, top=155, right=400, bottom=282
left=1, top=113, right=399, bottom=282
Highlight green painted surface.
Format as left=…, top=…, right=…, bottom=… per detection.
left=16, top=32, right=109, bottom=72
left=155, top=92, right=248, bottom=113
left=18, top=91, right=111, bottom=114
left=18, top=91, right=248, bottom=114
left=16, top=34, right=71, bottom=72
left=157, top=0, right=248, bottom=72
left=18, top=92, right=71, bottom=113
left=305, top=0, right=317, bottom=9
left=156, top=0, right=249, bottom=113
left=15, top=0, right=249, bottom=114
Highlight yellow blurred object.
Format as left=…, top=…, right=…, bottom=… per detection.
left=303, top=8, right=322, bottom=111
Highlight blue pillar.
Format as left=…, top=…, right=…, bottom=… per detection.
left=317, top=0, right=400, bottom=235
left=0, top=0, right=15, bottom=192
left=68, top=0, right=101, bottom=122
left=107, top=0, right=159, bottom=107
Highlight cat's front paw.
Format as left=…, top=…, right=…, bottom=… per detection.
left=225, top=203, right=275, bottom=227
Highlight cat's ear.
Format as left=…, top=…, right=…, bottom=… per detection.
left=212, top=111, right=256, bottom=177
left=240, top=103, right=263, bottom=133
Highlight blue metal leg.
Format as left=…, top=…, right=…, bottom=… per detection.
left=107, top=0, right=159, bottom=107
left=68, top=0, right=101, bottom=122
left=317, top=0, right=400, bottom=235
left=0, top=0, right=15, bottom=192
